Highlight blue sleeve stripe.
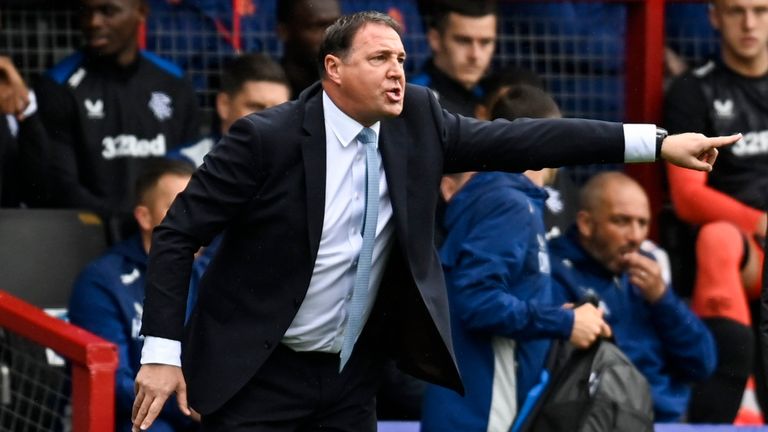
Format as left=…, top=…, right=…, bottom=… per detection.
left=140, top=50, right=184, bottom=78
left=47, top=51, right=85, bottom=84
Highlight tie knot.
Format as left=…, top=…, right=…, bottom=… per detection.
left=357, top=127, right=377, bottom=145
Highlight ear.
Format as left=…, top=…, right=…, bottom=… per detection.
left=134, top=205, right=153, bottom=233
left=575, top=210, right=594, bottom=238
left=216, top=92, right=231, bottom=125
left=325, top=54, right=343, bottom=85
left=427, top=28, right=441, bottom=54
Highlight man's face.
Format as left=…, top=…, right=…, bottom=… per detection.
left=280, top=0, right=341, bottom=58
left=331, top=22, right=406, bottom=125
left=710, top=0, right=768, bottom=67
left=578, top=183, right=650, bottom=274
left=428, top=12, right=497, bottom=89
left=80, top=0, right=144, bottom=63
left=217, top=80, right=291, bottom=133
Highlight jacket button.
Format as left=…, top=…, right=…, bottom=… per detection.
left=264, top=341, right=271, bottom=349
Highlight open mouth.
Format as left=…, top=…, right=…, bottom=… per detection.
left=385, top=87, right=403, bottom=102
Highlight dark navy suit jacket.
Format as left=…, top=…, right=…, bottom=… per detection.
left=141, top=82, right=626, bottom=414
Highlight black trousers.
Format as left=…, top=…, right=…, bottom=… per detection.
left=201, top=340, right=386, bottom=432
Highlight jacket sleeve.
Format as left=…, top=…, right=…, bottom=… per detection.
left=425, top=86, right=626, bottom=175
left=141, top=115, right=266, bottom=341
left=14, top=112, right=50, bottom=205
left=444, top=188, right=573, bottom=340
left=67, top=266, right=138, bottom=415
left=667, top=162, right=763, bottom=234
left=35, top=77, right=108, bottom=214
left=647, top=287, right=717, bottom=381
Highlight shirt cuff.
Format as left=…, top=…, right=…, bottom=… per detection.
left=623, top=124, right=656, bottom=163
left=140, top=336, right=182, bottom=367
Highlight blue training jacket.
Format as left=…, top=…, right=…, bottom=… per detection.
left=421, top=172, right=574, bottom=432
left=68, top=235, right=214, bottom=431
left=548, top=227, right=717, bottom=422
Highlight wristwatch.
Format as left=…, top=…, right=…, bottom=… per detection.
left=655, top=127, right=668, bottom=160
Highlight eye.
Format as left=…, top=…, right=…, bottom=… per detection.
left=370, top=55, right=386, bottom=65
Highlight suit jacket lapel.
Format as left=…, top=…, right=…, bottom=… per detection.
left=300, top=85, right=326, bottom=260
left=379, top=118, right=409, bottom=247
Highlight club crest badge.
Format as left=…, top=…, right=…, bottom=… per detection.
left=148, top=91, right=173, bottom=121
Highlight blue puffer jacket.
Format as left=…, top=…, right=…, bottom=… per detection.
left=548, top=227, right=717, bottom=422
left=421, top=172, right=574, bottom=432
left=69, top=235, right=214, bottom=431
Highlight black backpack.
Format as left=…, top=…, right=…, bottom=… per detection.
left=512, top=337, right=654, bottom=432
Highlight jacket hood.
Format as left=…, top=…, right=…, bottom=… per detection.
left=445, top=172, right=547, bottom=231
left=112, top=235, right=148, bottom=267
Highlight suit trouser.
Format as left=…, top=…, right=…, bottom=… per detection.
left=201, top=337, right=386, bottom=432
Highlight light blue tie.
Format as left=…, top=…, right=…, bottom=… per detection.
left=339, top=127, right=380, bottom=371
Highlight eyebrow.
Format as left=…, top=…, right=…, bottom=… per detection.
left=371, top=49, right=406, bottom=58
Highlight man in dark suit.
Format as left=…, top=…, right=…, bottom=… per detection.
left=132, top=11, right=738, bottom=432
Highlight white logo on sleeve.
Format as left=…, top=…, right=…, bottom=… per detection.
left=68, top=67, right=87, bottom=88
left=85, top=98, right=104, bottom=119
left=148, top=92, right=173, bottom=121
left=132, top=302, right=144, bottom=339
left=537, top=234, right=550, bottom=274
left=120, top=267, right=140, bottom=285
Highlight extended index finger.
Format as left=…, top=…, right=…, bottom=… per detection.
left=707, top=133, right=742, bottom=148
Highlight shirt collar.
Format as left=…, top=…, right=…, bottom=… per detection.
left=322, top=91, right=380, bottom=149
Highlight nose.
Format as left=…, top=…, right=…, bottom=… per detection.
left=387, top=58, right=404, bottom=79
left=626, top=221, right=645, bottom=245
left=468, top=41, right=482, bottom=61
left=83, top=10, right=104, bottom=30
left=744, top=10, right=757, bottom=30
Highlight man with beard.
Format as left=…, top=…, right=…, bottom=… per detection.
left=549, top=172, right=716, bottom=422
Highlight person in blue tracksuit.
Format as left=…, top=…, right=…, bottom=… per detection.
left=549, top=171, right=717, bottom=422
left=68, top=159, right=207, bottom=432
left=421, top=84, right=610, bottom=432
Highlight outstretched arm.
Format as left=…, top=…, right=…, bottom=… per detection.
left=660, top=132, right=740, bottom=172
left=667, top=163, right=764, bottom=234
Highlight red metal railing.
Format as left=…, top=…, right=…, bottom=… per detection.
left=0, top=290, right=118, bottom=431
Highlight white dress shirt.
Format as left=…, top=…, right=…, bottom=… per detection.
left=142, top=92, right=395, bottom=365
left=281, top=92, right=394, bottom=352
left=141, top=95, right=659, bottom=365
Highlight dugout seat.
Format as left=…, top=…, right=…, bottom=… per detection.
left=0, top=209, right=107, bottom=310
